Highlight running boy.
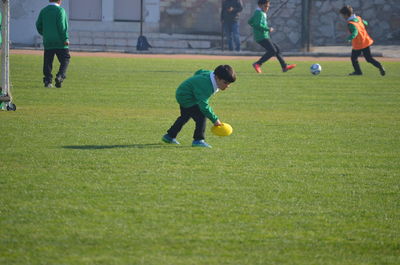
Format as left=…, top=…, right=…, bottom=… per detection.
left=248, top=0, right=296, bottom=74
left=339, top=5, right=385, bottom=76
left=162, top=65, right=236, bottom=148
left=36, top=0, right=71, bottom=88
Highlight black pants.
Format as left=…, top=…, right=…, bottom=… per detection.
left=351, top=46, right=382, bottom=74
left=167, top=105, right=207, bottom=141
left=256, top=39, right=286, bottom=69
left=43, top=49, right=71, bottom=83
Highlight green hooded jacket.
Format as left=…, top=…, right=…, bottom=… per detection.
left=175, top=70, right=219, bottom=123
left=248, top=8, right=270, bottom=42
left=36, top=4, right=69, bottom=50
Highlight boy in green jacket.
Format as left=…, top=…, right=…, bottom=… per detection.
left=36, top=0, right=70, bottom=88
left=248, top=0, right=295, bottom=74
left=162, top=65, right=236, bottom=148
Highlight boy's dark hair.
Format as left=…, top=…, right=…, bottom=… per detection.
left=339, top=5, right=353, bottom=17
left=258, top=0, right=270, bottom=5
left=214, top=65, right=236, bottom=83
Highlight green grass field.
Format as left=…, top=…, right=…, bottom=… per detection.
left=1, top=53, right=399, bottom=264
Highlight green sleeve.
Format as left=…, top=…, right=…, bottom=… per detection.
left=191, top=77, right=219, bottom=123
left=57, top=8, right=69, bottom=42
left=347, top=23, right=358, bottom=41
left=248, top=11, right=269, bottom=31
left=36, top=11, right=43, bottom=35
left=194, top=88, right=219, bottom=123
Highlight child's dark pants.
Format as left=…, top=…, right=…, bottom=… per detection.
left=167, top=105, right=207, bottom=141
left=43, top=49, right=71, bottom=84
left=256, top=39, right=286, bottom=69
left=351, top=46, right=382, bottom=74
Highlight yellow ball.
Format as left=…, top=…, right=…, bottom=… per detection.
left=211, top=123, right=233, bottom=136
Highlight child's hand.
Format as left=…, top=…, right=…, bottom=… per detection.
left=214, top=120, right=222, bottom=126
left=270, top=27, right=275, bottom=33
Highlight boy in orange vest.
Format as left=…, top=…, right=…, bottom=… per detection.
left=339, top=5, right=385, bottom=76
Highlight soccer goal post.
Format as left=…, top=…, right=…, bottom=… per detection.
left=0, top=0, right=16, bottom=110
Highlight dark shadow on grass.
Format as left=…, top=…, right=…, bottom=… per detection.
left=240, top=73, right=346, bottom=77
left=128, top=70, right=193, bottom=74
left=62, top=143, right=185, bottom=150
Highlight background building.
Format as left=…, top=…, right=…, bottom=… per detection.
left=7, top=0, right=400, bottom=52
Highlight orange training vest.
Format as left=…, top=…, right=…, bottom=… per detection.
left=348, top=16, right=374, bottom=50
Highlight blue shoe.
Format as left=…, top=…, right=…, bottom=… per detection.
left=162, top=134, right=180, bottom=144
left=192, top=140, right=212, bottom=148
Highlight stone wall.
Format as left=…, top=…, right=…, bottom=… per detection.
left=159, top=0, right=221, bottom=34
left=158, top=0, right=400, bottom=51
left=262, top=0, right=302, bottom=51
left=250, top=0, right=400, bottom=51
left=159, top=0, right=257, bottom=35
left=310, top=0, right=400, bottom=47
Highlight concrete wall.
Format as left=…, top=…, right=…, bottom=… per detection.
left=9, top=0, right=69, bottom=45
left=7, top=0, right=159, bottom=46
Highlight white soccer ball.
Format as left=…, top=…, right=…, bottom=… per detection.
left=310, top=63, right=322, bottom=75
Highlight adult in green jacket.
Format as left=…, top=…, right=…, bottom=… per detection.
left=36, top=0, right=70, bottom=88
left=248, top=0, right=295, bottom=74
left=162, top=65, right=236, bottom=148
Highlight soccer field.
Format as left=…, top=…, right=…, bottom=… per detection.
left=1, top=53, right=399, bottom=264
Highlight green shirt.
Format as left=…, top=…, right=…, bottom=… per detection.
left=248, top=8, right=270, bottom=42
left=36, top=4, right=69, bottom=50
left=175, top=70, right=219, bottom=123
